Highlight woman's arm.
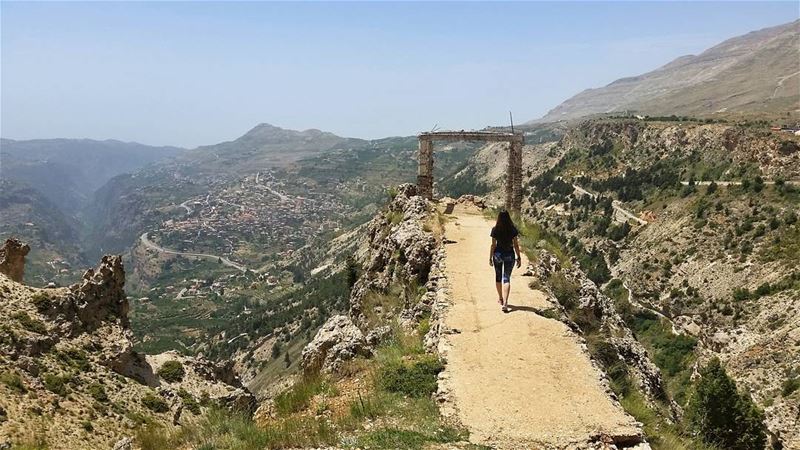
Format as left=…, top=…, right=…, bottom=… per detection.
left=489, top=238, right=497, bottom=266
left=513, top=236, right=522, bottom=268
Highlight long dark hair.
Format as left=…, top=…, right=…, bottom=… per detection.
left=494, top=210, right=518, bottom=239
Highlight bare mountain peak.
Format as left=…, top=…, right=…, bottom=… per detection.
left=533, top=19, right=800, bottom=123
left=240, top=123, right=342, bottom=141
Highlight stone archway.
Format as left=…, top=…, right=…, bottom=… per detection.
left=417, top=131, right=524, bottom=211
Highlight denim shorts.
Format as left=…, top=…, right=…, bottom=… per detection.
left=493, top=250, right=516, bottom=283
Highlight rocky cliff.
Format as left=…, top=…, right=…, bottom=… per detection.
left=0, top=239, right=255, bottom=449
left=559, top=119, right=800, bottom=179
left=300, top=184, right=445, bottom=374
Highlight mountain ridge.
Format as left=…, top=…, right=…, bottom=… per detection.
left=531, top=19, right=800, bottom=123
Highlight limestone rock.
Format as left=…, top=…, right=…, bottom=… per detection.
left=456, top=194, right=486, bottom=210
left=111, top=437, right=133, bottom=450
left=0, top=249, right=257, bottom=449
left=68, top=255, right=129, bottom=330
left=301, top=315, right=371, bottom=374
left=365, top=325, right=392, bottom=347
left=0, top=238, right=30, bottom=283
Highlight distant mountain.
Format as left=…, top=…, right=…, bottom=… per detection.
left=171, top=123, right=368, bottom=178
left=0, top=138, right=184, bottom=214
left=0, top=179, right=84, bottom=283
left=533, top=20, right=800, bottom=123
left=83, top=124, right=372, bottom=254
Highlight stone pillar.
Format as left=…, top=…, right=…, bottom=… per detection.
left=505, top=142, right=514, bottom=211
left=511, top=140, right=523, bottom=211
left=417, top=138, right=434, bottom=199
left=504, top=139, right=523, bottom=212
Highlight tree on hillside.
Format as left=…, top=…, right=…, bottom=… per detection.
left=686, top=358, right=766, bottom=450
left=271, top=341, right=282, bottom=360
left=346, top=255, right=359, bottom=289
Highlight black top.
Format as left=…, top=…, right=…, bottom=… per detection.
left=490, top=226, right=518, bottom=253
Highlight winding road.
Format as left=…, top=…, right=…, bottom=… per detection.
left=139, top=232, right=248, bottom=272
left=567, top=179, right=648, bottom=225
left=679, top=180, right=800, bottom=186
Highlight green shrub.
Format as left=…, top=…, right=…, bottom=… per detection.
left=630, top=311, right=696, bottom=377
left=177, top=388, right=201, bottom=415
left=57, top=348, right=90, bottom=371
left=686, top=358, right=766, bottom=450
left=386, top=211, right=404, bottom=225
left=88, top=383, right=108, bottom=403
left=43, top=373, right=69, bottom=396
left=754, top=283, right=771, bottom=297
left=782, top=377, right=800, bottom=397
left=547, top=273, right=580, bottom=309
left=732, top=287, right=751, bottom=301
left=357, top=426, right=466, bottom=449
left=142, top=392, right=169, bottom=413
left=378, top=355, right=443, bottom=398
left=11, top=311, right=47, bottom=334
left=0, top=370, right=27, bottom=393
left=31, top=292, right=52, bottom=311
left=157, top=360, right=185, bottom=383
left=349, top=391, right=388, bottom=420
left=274, top=376, right=336, bottom=416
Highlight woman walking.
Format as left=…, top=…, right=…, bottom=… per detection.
left=489, top=210, right=522, bottom=313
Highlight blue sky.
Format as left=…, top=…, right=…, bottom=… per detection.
left=1, top=1, right=797, bottom=147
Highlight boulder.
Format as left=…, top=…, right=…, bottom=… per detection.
left=456, top=194, right=486, bottom=209
left=111, top=437, right=133, bottom=450
left=365, top=325, right=392, bottom=347
left=301, top=315, right=371, bottom=374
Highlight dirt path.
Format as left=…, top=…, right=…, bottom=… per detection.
left=439, top=205, right=642, bottom=449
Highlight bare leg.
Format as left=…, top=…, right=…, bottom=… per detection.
left=502, top=282, right=511, bottom=306
left=495, top=282, right=503, bottom=302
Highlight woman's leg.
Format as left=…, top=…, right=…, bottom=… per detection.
left=494, top=259, right=504, bottom=303
left=501, top=255, right=515, bottom=307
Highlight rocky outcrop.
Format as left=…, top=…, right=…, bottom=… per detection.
left=0, top=241, right=255, bottom=449
left=0, top=238, right=30, bottom=283
left=30, top=255, right=130, bottom=338
left=534, top=251, right=677, bottom=417
left=561, top=119, right=800, bottom=179
left=70, top=255, right=129, bottom=329
left=349, top=184, right=436, bottom=326
left=300, top=315, right=371, bottom=374
left=301, top=183, right=448, bottom=375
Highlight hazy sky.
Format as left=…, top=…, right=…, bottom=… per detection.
left=1, top=1, right=797, bottom=147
